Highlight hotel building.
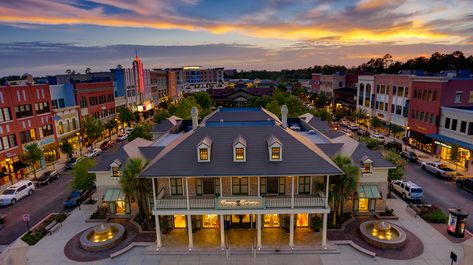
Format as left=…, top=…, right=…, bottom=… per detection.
left=140, top=107, right=342, bottom=250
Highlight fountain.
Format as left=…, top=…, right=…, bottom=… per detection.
left=80, top=223, right=125, bottom=251
left=360, top=220, right=406, bottom=249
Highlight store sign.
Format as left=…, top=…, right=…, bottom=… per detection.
left=216, top=197, right=265, bottom=210
left=434, top=141, right=452, bottom=149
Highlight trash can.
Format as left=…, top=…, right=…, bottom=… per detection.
left=447, top=208, right=469, bottom=238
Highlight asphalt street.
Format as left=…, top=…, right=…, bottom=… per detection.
left=404, top=161, right=473, bottom=232
left=0, top=172, right=73, bottom=245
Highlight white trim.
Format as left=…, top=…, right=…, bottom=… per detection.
left=153, top=207, right=331, bottom=216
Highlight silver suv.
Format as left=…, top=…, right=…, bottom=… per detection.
left=390, top=180, right=424, bottom=200
left=0, top=180, right=35, bottom=206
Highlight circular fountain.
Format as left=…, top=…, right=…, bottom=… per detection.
left=80, top=223, right=125, bottom=251
left=360, top=220, right=406, bottom=249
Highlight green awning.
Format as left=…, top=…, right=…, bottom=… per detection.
left=358, top=185, right=381, bottom=199
left=103, top=188, right=126, bottom=202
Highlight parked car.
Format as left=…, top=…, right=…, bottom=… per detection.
left=340, top=120, right=348, bottom=127
left=100, top=140, right=114, bottom=150
left=347, top=124, right=359, bottom=131
left=35, top=170, right=61, bottom=186
left=125, top=127, right=133, bottom=134
left=0, top=180, right=35, bottom=206
left=390, top=180, right=424, bottom=200
left=66, top=157, right=85, bottom=170
left=456, top=178, right=473, bottom=193
left=400, top=151, right=418, bottom=162
left=342, top=128, right=352, bottom=137
left=357, top=129, right=370, bottom=137
left=421, top=161, right=457, bottom=178
left=370, top=134, right=385, bottom=143
left=384, top=141, right=402, bottom=152
left=64, top=189, right=91, bottom=207
left=117, top=134, right=128, bottom=142
left=85, top=148, right=102, bottom=158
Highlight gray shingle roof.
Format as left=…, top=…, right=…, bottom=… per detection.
left=141, top=124, right=342, bottom=178
left=307, top=117, right=344, bottom=139
left=91, top=148, right=130, bottom=172
left=138, top=146, right=165, bottom=161
left=316, top=143, right=344, bottom=158
left=153, top=120, right=174, bottom=133
left=351, top=144, right=395, bottom=168
left=205, top=108, right=276, bottom=122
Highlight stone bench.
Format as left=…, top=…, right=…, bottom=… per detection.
left=406, top=204, right=422, bottom=217
left=45, top=220, right=62, bottom=235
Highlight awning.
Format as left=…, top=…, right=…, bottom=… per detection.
left=103, top=188, right=126, bottom=202
left=358, top=185, right=381, bottom=199
left=410, top=130, right=432, bottom=144
left=12, top=161, right=29, bottom=172
left=427, top=133, right=473, bottom=151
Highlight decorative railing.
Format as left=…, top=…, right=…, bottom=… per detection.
left=155, top=196, right=326, bottom=210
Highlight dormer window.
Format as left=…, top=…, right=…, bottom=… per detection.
left=110, top=159, right=122, bottom=178
left=233, top=135, right=247, bottom=162
left=197, top=136, right=212, bottom=162
left=361, top=156, right=373, bottom=174
left=267, top=135, right=282, bottom=161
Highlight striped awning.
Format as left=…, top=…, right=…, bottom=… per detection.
left=103, top=188, right=126, bottom=202
left=358, top=185, right=381, bottom=199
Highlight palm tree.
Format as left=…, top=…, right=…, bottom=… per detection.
left=120, top=158, right=151, bottom=220
left=21, top=143, right=44, bottom=180
left=60, top=139, right=74, bottom=160
left=85, top=67, right=92, bottom=74
left=104, top=119, right=118, bottom=140
left=65, top=69, right=72, bottom=75
left=116, top=64, right=123, bottom=69
left=331, top=155, right=360, bottom=225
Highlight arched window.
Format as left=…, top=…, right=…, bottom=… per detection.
left=424, top=112, right=429, bottom=122
left=416, top=111, right=420, bottom=120
left=413, top=89, right=417, bottom=99
left=423, top=90, right=427, bottom=100
left=420, top=112, right=424, bottom=121
left=58, top=121, right=64, bottom=134
left=72, top=118, right=77, bottom=130
left=433, top=91, right=437, bottom=101
left=428, top=91, right=433, bottom=101
left=430, top=113, right=435, bottom=123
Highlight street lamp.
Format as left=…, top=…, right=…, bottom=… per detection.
left=5, top=158, right=12, bottom=184
left=404, top=126, right=410, bottom=151
left=76, top=132, right=82, bottom=156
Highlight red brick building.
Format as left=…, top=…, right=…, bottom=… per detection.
left=74, top=82, right=116, bottom=120
left=0, top=84, right=57, bottom=185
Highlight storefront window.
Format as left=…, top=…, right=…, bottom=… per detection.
left=264, top=214, right=280, bottom=227
left=174, top=215, right=187, bottom=228
left=202, top=214, right=218, bottom=228
left=115, top=200, right=126, bottom=214
left=296, top=214, right=309, bottom=227
left=359, top=198, right=369, bottom=212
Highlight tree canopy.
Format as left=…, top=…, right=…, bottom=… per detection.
left=128, top=122, right=153, bottom=142
left=21, top=143, right=44, bottom=179
left=80, top=116, right=103, bottom=147
left=60, top=139, right=74, bottom=160
left=71, top=157, right=96, bottom=190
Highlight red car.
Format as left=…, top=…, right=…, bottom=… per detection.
left=100, top=140, right=114, bottom=150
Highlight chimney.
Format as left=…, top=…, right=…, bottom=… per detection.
left=191, top=106, right=198, bottom=130
left=281, top=105, right=288, bottom=128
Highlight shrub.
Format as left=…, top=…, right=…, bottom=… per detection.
left=428, top=209, right=448, bottom=223
left=90, top=207, right=108, bottom=220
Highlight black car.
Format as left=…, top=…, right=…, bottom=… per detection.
left=457, top=178, right=473, bottom=193
left=400, top=151, right=418, bottom=162
left=35, top=170, right=61, bottom=185
left=385, top=141, right=402, bottom=153
left=64, top=189, right=91, bottom=207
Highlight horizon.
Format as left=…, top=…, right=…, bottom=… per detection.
left=1, top=0, right=473, bottom=76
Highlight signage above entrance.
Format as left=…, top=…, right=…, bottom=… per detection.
left=216, top=197, right=265, bottom=210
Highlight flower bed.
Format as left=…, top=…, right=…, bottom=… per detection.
left=418, top=205, right=448, bottom=224
left=21, top=213, right=68, bottom=245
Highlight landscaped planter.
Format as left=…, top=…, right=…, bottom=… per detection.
left=21, top=213, right=68, bottom=245
left=375, top=214, right=399, bottom=220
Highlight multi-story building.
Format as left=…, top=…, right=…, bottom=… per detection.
left=171, top=66, right=224, bottom=93
left=372, top=75, right=411, bottom=127
left=433, top=107, right=473, bottom=174
left=50, top=84, right=81, bottom=152
left=74, top=82, right=116, bottom=121
left=408, top=76, right=473, bottom=153
left=54, top=72, right=115, bottom=85
left=166, top=70, right=178, bottom=100
left=0, top=84, right=57, bottom=185
left=356, top=75, right=375, bottom=124
left=150, top=70, right=168, bottom=104
left=311, top=73, right=345, bottom=97
left=123, top=55, right=153, bottom=112
left=141, top=107, right=341, bottom=250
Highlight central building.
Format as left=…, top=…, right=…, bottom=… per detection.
left=140, top=107, right=343, bottom=250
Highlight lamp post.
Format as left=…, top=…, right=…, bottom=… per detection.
left=76, top=132, right=82, bottom=156
left=405, top=126, right=410, bottom=151
left=5, top=158, right=12, bottom=184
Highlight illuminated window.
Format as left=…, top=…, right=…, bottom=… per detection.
left=234, top=147, right=245, bottom=161
left=233, top=136, right=247, bottom=162
left=112, top=166, right=120, bottom=177
left=271, top=147, right=281, bottom=160
left=363, top=163, right=372, bottom=173
left=199, top=148, right=208, bottom=161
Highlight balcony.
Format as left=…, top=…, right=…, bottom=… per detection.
left=154, top=195, right=326, bottom=210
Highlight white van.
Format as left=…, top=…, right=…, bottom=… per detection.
left=0, top=180, right=35, bottom=206
left=390, top=180, right=424, bottom=200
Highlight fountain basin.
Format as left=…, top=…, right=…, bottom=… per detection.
left=360, top=220, right=406, bottom=249
left=80, top=223, right=125, bottom=251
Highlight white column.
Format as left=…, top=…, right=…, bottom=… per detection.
left=289, top=214, right=294, bottom=247
left=187, top=215, right=193, bottom=249
left=291, top=176, right=295, bottom=208
left=322, top=213, right=328, bottom=248
left=257, top=214, right=262, bottom=249
left=257, top=176, right=261, bottom=197
left=220, top=215, right=225, bottom=249
left=325, top=176, right=330, bottom=208
left=155, top=215, right=162, bottom=248
left=152, top=178, right=156, bottom=206
left=185, top=177, right=190, bottom=210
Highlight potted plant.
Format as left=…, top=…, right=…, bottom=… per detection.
left=311, top=216, right=322, bottom=232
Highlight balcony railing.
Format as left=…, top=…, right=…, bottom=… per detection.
left=155, top=196, right=326, bottom=210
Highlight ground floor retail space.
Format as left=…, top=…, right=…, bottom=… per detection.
left=154, top=212, right=328, bottom=250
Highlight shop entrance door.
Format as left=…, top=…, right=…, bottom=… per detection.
left=231, top=214, right=253, bottom=228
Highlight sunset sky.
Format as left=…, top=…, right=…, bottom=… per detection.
left=1, top=0, right=472, bottom=76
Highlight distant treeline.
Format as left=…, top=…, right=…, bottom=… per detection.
left=228, top=51, right=473, bottom=80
